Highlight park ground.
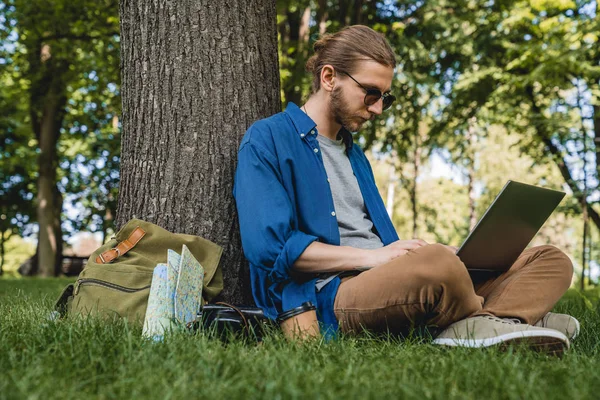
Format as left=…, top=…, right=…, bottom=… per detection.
left=2, top=278, right=600, bottom=399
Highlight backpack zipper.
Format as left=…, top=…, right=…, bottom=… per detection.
left=75, top=278, right=151, bottom=295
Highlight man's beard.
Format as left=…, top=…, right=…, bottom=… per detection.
left=330, top=86, right=368, bottom=133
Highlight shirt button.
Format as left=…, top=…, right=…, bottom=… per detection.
left=300, top=133, right=305, bottom=138
left=314, top=148, right=319, bottom=153
left=331, top=211, right=336, bottom=216
left=327, top=178, right=330, bottom=183
left=310, top=130, right=316, bottom=135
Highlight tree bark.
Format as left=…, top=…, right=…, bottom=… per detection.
left=582, top=200, right=588, bottom=290
left=466, top=121, right=477, bottom=231
left=352, top=0, right=364, bottom=25
left=593, top=104, right=600, bottom=182
left=117, top=0, right=281, bottom=304
left=315, top=0, right=328, bottom=35
left=298, top=7, right=311, bottom=53
left=338, top=0, right=350, bottom=26
left=33, top=44, right=68, bottom=277
left=0, top=230, right=5, bottom=276
left=578, top=81, right=590, bottom=289
left=386, top=163, right=396, bottom=219
left=467, top=160, right=477, bottom=231
left=411, top=139, right=420, bottom=239
left=36, top=105, right=62, bottom=277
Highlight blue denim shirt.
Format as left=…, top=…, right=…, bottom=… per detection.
left=233, top=102, right=399, bottom=335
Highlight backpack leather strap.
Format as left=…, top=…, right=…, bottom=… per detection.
left=96, top=227, right=146, bottom=264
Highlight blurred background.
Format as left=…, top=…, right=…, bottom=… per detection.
left=0, top=0, right=598, bottom=288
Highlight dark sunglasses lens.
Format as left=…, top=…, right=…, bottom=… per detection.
left=364, top=90, right=382, bottom=106
left=382, top=94, right=396, bottom=110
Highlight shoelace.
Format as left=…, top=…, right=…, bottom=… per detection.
left=504, top=317, right=523, bottom=324
left=481, top=315, right=523, bottom=325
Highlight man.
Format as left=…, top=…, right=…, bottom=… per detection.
left=234, top=25, right=578, bottom=353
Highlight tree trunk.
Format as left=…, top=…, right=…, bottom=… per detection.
left=315, top=0, right=328, bottom=35
left=338, top=0, right=350, bottom=26
left=467, top=161, right=477, bottom=231
left=526, top=86, right=600, bottom=233
left=545, top=132, right=600, bottom=231
left=352, top=0, right=364, bottom=25
left=578, top=81, right=590, bottom=290
left=35, top=69, right=67, bottom=277
left=411, top=141, right=420, bottom=239
left=281, top=5, right=310, bottom=106
left=298, top=7, right=311, bottom=55
left=582, top=201, right=588, bottom=290
left=0, top=230, right=5, bottom=276
left=593, top=104, right=600, bottom=182
left=386, top=162, right=396, bottom=218
left=117, top=0, right=281, bottom=304
left=466, top=121, right=477, bottom=231
left=53, top=189, right=64, bottom=276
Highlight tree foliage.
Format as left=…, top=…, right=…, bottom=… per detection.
left=0, top=0, right=597, bottom=281
left=0, top=0, right=120, bottom=274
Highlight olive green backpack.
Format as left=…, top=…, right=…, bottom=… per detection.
left=55, top=219, right=223, bottom=323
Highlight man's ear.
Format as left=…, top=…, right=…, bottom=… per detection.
left=320, top=64, right=336, bottom=93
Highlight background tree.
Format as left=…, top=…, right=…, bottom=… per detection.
left=117, top=0, right=281, bottom=303
left=0, top=67, right=35, bottom=275
left=1, top=0, right=120, bottom=276
left=1, top=0, right=595, bottom=285
left=277, top=0, right=381, bottom=106
left=406, top=0, right=599, bottom=231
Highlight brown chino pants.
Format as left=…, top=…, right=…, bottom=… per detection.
left=333, top=244, right=573, bottom=333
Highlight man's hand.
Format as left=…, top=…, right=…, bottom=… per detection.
left=367, top=239, right=429, bottom=268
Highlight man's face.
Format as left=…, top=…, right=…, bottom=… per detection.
left=330, top=60, right=394, bottom=132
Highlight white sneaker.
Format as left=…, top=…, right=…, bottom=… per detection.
left=534, top=312, right=580, bottom=340
left=433, top=315, right=569, bottom=355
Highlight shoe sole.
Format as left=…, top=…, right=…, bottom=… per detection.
left=500, top=336, right=567, bottom=356
left=433, top=329, right=569, bottom=355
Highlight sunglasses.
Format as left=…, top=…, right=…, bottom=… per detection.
left=339, top=71, right=396, bottom=111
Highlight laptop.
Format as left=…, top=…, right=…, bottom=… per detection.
left=456, top=180, right=565, bottom=276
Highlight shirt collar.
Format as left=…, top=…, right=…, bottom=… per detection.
left=338, top=127, right=354, bottom=151
left=284, top=102, right=354, bottom=151
left=284, top=102, right=316, bottom=136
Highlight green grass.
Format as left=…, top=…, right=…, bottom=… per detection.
left=2, top=279, right=600, bottom=399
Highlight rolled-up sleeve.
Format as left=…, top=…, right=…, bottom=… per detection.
left=234, top=136, right=318, bottom=284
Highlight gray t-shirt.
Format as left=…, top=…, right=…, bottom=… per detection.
left=315, top=134, right=383, bottom=291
